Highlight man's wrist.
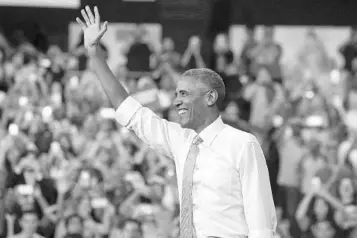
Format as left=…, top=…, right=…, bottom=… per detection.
left=87, top=44, right=102, bottom=58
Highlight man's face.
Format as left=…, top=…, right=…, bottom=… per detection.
left=21, top=213, right=38, bottom=234
left=174, top=76, right=210, bottom=130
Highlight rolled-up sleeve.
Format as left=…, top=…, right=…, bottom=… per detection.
left=115, top=96, right=184, bottom=159
left=238, top=140, right=277, bottom=238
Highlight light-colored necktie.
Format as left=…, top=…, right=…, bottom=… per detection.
left=180, top=135, right=203, bottom=238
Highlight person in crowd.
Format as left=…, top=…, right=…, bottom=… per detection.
left=295, top=187, right=342, bottom=238
left=340, top=27, right=357, bottom=73
left=242, top=66, right=284, bottom=141
left=298, top=139, right=328, bottom=195
left=181, top=36, right=206, bottom=69
left=125, top=25, right=152, bottom=77
left=274, top=119, right=306, bottom=238
left=6, top=210, right=45, bottom=238
left=152, top=37, right=181, bottom=71
left=239, top=25, right=257, bottom=78
left=121, top=218, right=143, bottom=238
left=250, top=26, right=283, bottom=84
left=209, top=33, right=234, bottom=75
left=337, top=110, right=357, bottom=174
left=298, top=29, right=331, bottom=81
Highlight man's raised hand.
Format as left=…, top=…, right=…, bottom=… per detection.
left=76, top=6, right=108, bottom=55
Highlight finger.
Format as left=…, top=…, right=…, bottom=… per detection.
left=81, top=9, right=90, bottom=26
left=85, top=5, right=95, bottom=24
left=94, top=6, right=100, bottom=26
left=76, top=18, right=86, bottom=29
left=95, top=21, right=108, bottom=42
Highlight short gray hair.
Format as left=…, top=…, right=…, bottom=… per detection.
left=182, top=68, right=226, bottom=109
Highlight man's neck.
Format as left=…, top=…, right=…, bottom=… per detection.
left=195, top=113, right=220, bottom=134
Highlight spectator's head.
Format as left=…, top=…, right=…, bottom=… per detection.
left=244, top=25, right=256, bottom=42
left=256, top=66, right=273, bottom=84
left=19, top=210, right=39, bottom=235
left=160, top=73, right=175, bottom=91
left=5, top=146, right=22, bottom=167
left=65, top=214, right=84, bottom=235
left=308, top=139, right=321, bottom=156
left=222, top=100, right=239, bottom=121
left=100, top=118, right=117, bottom=134
left=76, top=194, right=92, bottom=218
left=213, top=33, right=229, bottom=53
left=321, top=138, right=338, bottom=163
left=122, top=218, right=143, bottom=238
left=345, top=110, right=357, bottom=137
left=11, top=51, right=25, bottom=66
left=78, top=54, right=88, bottom=71
left=351, top=26, right=357, bottom=43
left=67, top=55, right=79, bottom=71
left=162, top=37, right=175, bottom=52
left=174, top=68, right=225, bottom=132
left=137, top=76, right=156, bottom=91
left=0, top=47, right=6, bottom=65
left=58, top=132, right=72, bottom=151
left=97, top=145, right=115, bottom=167
left=148, top=177, right=166, bottom=203
left=134, top=25, right=146, bottom=42
left=115, top=64, right=128, bottom=80
left=262, top=25, right=275, bottom=44
left=188, top=36, right=201, bottom=51
left=20, top=157, right=42, bottom=184
left=82, top=115, right=99, bottom=139
left=337, top=177, right=355, bottom=202
left=310, top=197, right=334, bottom=222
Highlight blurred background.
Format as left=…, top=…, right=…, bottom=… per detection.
left=1, top=0, right=357, bottom=237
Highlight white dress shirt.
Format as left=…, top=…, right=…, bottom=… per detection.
left=115, top=96, right=277, bottom=238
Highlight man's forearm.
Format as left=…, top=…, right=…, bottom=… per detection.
left=90, top=46, right=129, bottom=109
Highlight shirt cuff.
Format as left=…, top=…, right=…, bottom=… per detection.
left=115, top=96, right=142, bottom=126
left=249, top=229, right=275, bottom=238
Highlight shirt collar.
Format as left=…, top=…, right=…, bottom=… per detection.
left=198, top=116, right=225, bottom=146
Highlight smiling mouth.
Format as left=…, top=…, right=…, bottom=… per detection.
left=178, top=109, right=188, bottom=115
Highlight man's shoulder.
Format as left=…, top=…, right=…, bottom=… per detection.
left=222, top=123, right=258, bottom=145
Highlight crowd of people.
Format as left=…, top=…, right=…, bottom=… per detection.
left=0, top=23, right=357, bottom=238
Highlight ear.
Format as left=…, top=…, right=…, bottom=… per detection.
left=206, top=90, right=218, bottom=106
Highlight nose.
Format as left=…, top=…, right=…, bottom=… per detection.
left=173, top=97, right=182, bottom=108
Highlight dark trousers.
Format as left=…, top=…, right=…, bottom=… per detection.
left=277, top=185, right=302, bottom=238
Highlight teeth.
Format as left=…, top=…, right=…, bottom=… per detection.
left=178, top=109, right=188, bottom=115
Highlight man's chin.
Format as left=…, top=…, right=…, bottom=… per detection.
left=179, top=118, right=190, bottom=128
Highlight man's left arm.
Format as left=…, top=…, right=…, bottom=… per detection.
left=238, top=139, right=277, bottom=238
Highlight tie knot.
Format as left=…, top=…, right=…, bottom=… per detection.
left=192, top=135, right=203, bottom=146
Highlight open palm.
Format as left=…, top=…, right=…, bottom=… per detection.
left=76, top=6, right=108, bottom=51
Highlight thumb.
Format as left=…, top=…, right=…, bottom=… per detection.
left=95, top=21, right=108, bottom=42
